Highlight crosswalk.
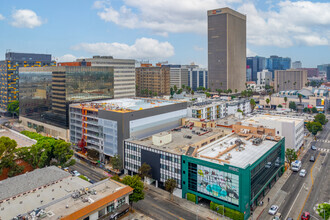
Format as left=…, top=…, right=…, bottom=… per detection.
left=316, top=139, right=330, bottom=143
left=317, top=148, right=330, bottom=153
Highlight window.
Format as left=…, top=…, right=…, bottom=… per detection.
left=98, top=208, right=106, bottom=217
left=107, top=203, right=115, bottom=212
left=117, top=197, right=126, bottom=207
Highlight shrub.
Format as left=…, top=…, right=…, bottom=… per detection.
left=79, top=175, right=89, bottom=182
left=186, top=193, right=196, bottom=203
left=210, top=201, right=244, bottom=220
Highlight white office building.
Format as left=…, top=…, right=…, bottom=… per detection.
left=166, top=65, right=189, bottom=89
left=241, top=115, right=304, bottom=151
left=257, top=69, right=272, bottom=86
left=77, top=56, right=136, bottom=98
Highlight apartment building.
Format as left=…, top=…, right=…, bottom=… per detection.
left=136, top=65, right=170, bottom=96
left=227, top=99, right=251, bottom=115
left=77, top=56, right=136, bottom=98
left=257, top=69, right=272, bottom=86
left=165, top=65, right=188, bottom=89
left=274, top=69, right=307, bottom=92
left=69, top=98, right=187, bottom=163
left=0, top=52, right=56, bottom=112
left=188, top=100, right=227, bottom=120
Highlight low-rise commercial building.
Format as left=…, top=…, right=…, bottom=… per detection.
left=182, top=131, right=284, bottom=219
left=241, top=115, right=304, bottom=151
left=69, top=98, right=187, bottom=163
left=0, top=166, right=132, bottom=220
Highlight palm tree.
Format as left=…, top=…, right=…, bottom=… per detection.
left=266, top=98, right=270, bottom=108
left=268, top=91, right=272, bottom=101
left=182, top=85, right=185, bottom=90
left=284, top=96, right=288, bottom=107
left=298, top=94, right=302, bottom=103
left=293, top=82, right=297, bottom=89
left=250, top=99, right=256, bottom=112
left=235, top=89, right=238, bottom=94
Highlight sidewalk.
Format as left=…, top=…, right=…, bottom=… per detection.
left=146, top=184, right=230, bottom=220
left=121, top=210, right=154, bottom=220
left=249, top=137, right=313, bottom=220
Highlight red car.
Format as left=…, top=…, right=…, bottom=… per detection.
left=301, top=212, right=310, bottom=220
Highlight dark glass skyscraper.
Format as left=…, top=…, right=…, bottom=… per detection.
left=246, top=56, right=266, bottom=82
left=266, top=55, right=291, bottom=78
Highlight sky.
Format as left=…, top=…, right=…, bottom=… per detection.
left=0, top=0, right=330, bottom=68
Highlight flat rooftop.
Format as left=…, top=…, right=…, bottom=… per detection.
left=128, top=126, right=232, bottom=155
left=0, top=128, right=36, bottom=148
left=71, top=98, right=184, bottom=112
left=196, top=133, right=282, bottom=169
left=243, top=115, right=304, bottom=126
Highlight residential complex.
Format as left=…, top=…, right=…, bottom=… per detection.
left=0, top=166, right=132, bottom=220
left=0, top=52, right=56, bottom=112
left=274, top=69, right=307, bottom=92
left=166, top=65, right=188, bottom=89
left=69, top=98, right=187, bottom=162
left=208, top=8, right=246, bottom=91
left=77, top=56, right=136, bottom=98
left=257, top=69, right=272, bottom=86
left=241, top=115, right=304, bottom=151
left=19, top=65, right=114, bottom=141
left=187, top=67, right=208, bottom=91
left=136, top=65, right=170, bottom=96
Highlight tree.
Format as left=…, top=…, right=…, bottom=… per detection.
left=191, top=90, right=194, bottom=95
left=216, top=89, right=222, bottom=95
left=284, top=97, right=288, bottom=107
left=303, top=107, right=310, bottom=113
left=173, top=85, right=177, bottom=92
left=153, top=92, right=158, bottom=97
left=289, top=101, right=297, bottom=111
left=298, top=94, right=302, bottom=103
left=285, top=149, right=297, bottom=166
left=182, top=85, right=185, bottom=90
left=250, top=99, right=256, bottom=112
left=122, top=175, right=145, bottom=207
left=278, top=104, right=283, bottom=108
left=311, top=107, right=318, bottom=113
left=266, top=98, right=270, bottom=107
left=149, top=90, right=153, bottom=97
left=7, top=100, right=19, bottom=116
left=0, top=137, right=18, bottom=174
left=138, top=162, right=151, bottom=181
left=314, top=113, right=328, bottom=125
left=170, top=87, right=174, bottom=97
left=165, top=178, right=177, bottom=201
left=235, top=89, right=238, bottom=93
left=110, top=154, right=123, bottom=170
left=306, top=121, right=323, bottom=136
left=227, top=89, right=232, bottom=94
left=316, top=203, right=330, bottom=220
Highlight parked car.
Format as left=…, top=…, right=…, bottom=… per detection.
left=311, top=145, right=317, bottom=150
left=72, top=170, right=81, bottom=177
left=273, top=212, right=282, bottom=220
left=301, top=212, right=310, bottom=220
left=63, top=167, right=69, bottom=172
left=299, top=169, right=307, bottom=177
left=265, top=162, right=272, bottom=168
left=268, top=205, right=279, bottom=215
left=287, top=218, right=293, bottom=220
left=310, top=156, right=315, bottom=162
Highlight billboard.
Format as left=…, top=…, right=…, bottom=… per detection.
left=197, top=165, right=239, bottom=205
left=316, top=99, right=325, bottom=106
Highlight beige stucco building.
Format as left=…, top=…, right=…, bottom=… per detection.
left=208, top=8, right=246, bottom=92
left=274, top=69, right=307, bottom=92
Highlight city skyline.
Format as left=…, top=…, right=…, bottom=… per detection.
left=1, top=0, right=330, bottom=67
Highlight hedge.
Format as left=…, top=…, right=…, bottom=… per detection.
left=79, top=175, right=89, bottom=182
left=187, top=193, right=196, bottom=203
left=210, top=201, right=244, bottom=220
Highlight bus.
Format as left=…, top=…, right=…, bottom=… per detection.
left=291, top=160, right=302, bottom=171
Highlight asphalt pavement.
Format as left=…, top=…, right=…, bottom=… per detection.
left=69, top=160, right=107, bottom=182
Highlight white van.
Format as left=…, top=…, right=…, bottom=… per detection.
left=291, top=160, right=302, bottom=172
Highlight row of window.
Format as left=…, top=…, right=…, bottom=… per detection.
left=160, top=154, right=180, bottom=163
left=160, top=164, right=180, bottom=174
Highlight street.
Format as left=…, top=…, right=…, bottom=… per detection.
left=69, top=160, right=107, bottom=182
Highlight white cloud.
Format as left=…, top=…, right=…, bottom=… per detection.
left=94, top=0, right=330, bottom=47
left=11, top=9, right=44, bottom=28
left=72, top=37, right=175, bottom=60
left=94, top=0, right=240, bottom=35
left=0, top=14, right=5, bottom=20
left=247, top=48, right=257, bottom=57
left=193, top=46, right=204, bottom=51
left=56, top=54, right=77, bottom=62
left=238, top=1, right=330, bottom=47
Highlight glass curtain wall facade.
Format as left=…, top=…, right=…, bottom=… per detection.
left=20, top=66, right=114, bottom=128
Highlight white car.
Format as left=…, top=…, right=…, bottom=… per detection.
left=72, top=170, right=81, bottom=177
left=268, top=205, right=279, bottom=215
left=299, top=169, right=307, bottom=177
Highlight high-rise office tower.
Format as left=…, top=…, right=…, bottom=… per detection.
left=246, top=56, right=266, bottom=82
left=208, top=8, right=246, bottom=92
left=266, top=55, right=291, bottom=78
left=292, top=61, right=302, bottom=69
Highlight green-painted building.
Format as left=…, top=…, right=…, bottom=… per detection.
left=181, top=135, right=285, bottom=219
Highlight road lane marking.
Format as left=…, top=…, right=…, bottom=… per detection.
left=284, top=182, right=305, bottom=220
left=297, top=152, right=320, bottom=220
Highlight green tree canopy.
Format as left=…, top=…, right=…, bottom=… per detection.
left=7, top=100, right=19, bottom=116
left=289, top=101, right=297, bottom=111
left=165, top=178, right=177, bottom=201
left=285, top=148, right=297, bottom=166
left=278, top=104, right=283, bottom=108
left=250, top=99, right=256, bottom=112
left=138, top=162, right=151, bottom=181
left=306, top=121, right=323, bottom=136
left=314, top=113, right=328, bottom=125
left=122, top=175, right=145, bottom=205
left=110, top=154, right=123, bottom=170
left=311, top=107, right=318, bottom=113
left=316, top=203, right=330, bottom=220
left=266, top=98, right=270, bottom=105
